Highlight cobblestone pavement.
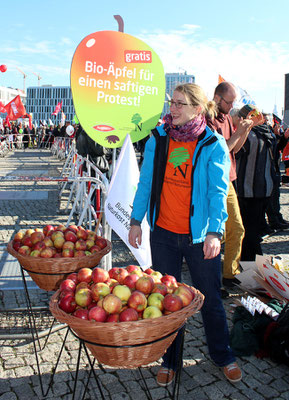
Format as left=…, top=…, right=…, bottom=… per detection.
left=0, top=149, right=289, bottom=400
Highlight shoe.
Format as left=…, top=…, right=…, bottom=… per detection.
left=222, top=278, right=240, bottom=288
left=156, top=367, right=175, bottom=387
left=278, top=218, right=289, bottom=227
left=223, top=362, right=242, bottom=383
left=270, top=222, right=288, bottom=230
left=261, top=224, right=275, bottom=236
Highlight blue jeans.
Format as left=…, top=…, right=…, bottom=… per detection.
left=150, top=225, right=236, bottom=370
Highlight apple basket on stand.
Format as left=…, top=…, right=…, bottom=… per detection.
left=7, top=241, right=112, bottom=292
left=49, top=284, right=204, bottom=369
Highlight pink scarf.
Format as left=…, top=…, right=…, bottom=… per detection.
left=163, top=113, right=206, bottom=142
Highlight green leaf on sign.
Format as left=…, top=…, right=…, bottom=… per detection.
left=168, top=147, right=190, bottom=168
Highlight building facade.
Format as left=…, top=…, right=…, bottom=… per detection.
left=26, top=86, right=75, bottom=125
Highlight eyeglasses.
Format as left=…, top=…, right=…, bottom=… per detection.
left=168, top=100, right=192, bottom=109
left=220, top=96, right=234, bottom=106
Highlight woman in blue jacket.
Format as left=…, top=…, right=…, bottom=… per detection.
left=129, top=83, right=242, bottom=386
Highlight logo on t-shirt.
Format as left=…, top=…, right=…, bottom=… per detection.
left=168, top=147, right=190, bottom=168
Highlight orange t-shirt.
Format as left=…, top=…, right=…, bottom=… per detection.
left=156, top=138, right=197, bottom=233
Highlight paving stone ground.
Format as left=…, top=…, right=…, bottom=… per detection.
left=0, top=148, right=289, bottom=400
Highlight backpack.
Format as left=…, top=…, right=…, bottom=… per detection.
left=263, top=302, right=289, bottom=365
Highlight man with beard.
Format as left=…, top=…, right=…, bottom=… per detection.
left=207, top=82, right=253, bottom=289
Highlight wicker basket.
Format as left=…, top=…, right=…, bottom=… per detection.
left=7, top=240, right=112, bottom=292
left=49, top=285, right=204, bottom=368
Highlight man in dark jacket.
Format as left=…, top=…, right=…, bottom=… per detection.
left=236, top=121, right=275, bottom=260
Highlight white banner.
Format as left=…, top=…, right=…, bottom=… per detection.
left=104, top=134, right=152, bottom=269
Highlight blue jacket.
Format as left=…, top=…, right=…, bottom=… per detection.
left=131, top=125, right=230, bottom=243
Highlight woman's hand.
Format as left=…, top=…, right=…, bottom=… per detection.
left=128, top=225, right=142, bottom=248
left=203, top=234, right=221, bottom=259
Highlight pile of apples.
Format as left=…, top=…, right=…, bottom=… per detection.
left=57, top=265, right=195, bottom=322
left=11, top=224, right=107, bottom=258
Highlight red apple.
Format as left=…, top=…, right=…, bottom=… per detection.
left=60, top=279, right=76, bottom=293
left=125, top=265, right=140, bottom=273
left=43, top=237, right=54, bottom=247
left=53, top=236, right=65, bottom=249
left=30, top=249, right=41, bottom=257
left=75, top=281, right=89, bottom=292
left=12, top=241, right=22, bottom=251
left=163, top=294, right=183, bottom=312
left=31, top=231, right=45, bottom=245
left=64, top=230, right=77, bottom=243
left=161, top=275, right=178, bottom=293
left=18, top=245, right=31, bottom=255
left=86, top=239, right=95, bottom=250
left=95, top=237, right=107, bottom=250
left=14, top=231, right=24, bottom=242
left=119, top=308, right=138, bottom=322
left=143, top=305, right=163, bottom=319
left=135, top=276, right=154, bottom=295
left=51, top=231, right=64, bottom=241
left=76, top=229, right=88, bottom=240
left=73, top=308, right=89, bottom=320
left=55, top=224, right=66, bottom=232
left=58, top=294, right=76, bottom=313
left=53, top=253, right=62, bottom=258
left=77, top=267, right=92, bottom=283
left=108, top=267, right=119, bottom=279
left=106, top=313, right=119, bottom=322
left=173, top=286, right=194, bottom=307
left=91, top=282, right=110, bottom=301
left=74, top=250, right=86, bottom=257
left=66, top=272, right=78, bottom=284
left=91, top=267, right=109, bottom=283
left=147, top=293, right=164, bottom=311
left=43, top=224, right=55, bottom=236
left=114, top=268, right=129, bottom=284
left=123, top=274, right=139, bottom=289
left=88, top=306, right=108, bottom=322
left=152, top=283, right=168, bottom=297
left=145, top=267, right=154, bottom=275
left=102, top=294, right=122, bottom=314
left=150, top=271, right=163, bottom=283
left=21, top=235, right=33, bottom=247
left=75, top=239, right=87, bottom=251
left=40, top=247, right=54, bottom=258
left=66, top=225, right=78, bottom=234
left=127, top=291, right=147, bottom=311
left=90, top=245, right=101, bottom=253
left=62, top=248, right=74, bottom=258
left=25, top=229, right=34, bottom=236
left=32, top=241, right=46, bottom=251
left=63, top=241, right=75, bottom=250
left=75, top=288, right=93, bottom=307
left=112, top=285, right=131, bottom=304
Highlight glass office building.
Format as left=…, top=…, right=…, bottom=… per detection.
left=26, top=86, right=75, bottom=125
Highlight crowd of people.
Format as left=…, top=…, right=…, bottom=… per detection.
left=129, top=81, right=289, bottom=388
left=0, top=120, right=79, bottom=150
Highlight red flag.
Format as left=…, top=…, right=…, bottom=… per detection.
left=52, top=101, right=62, bottom=116
left=4, top=115, right=11, bottom=129
left=4, top=95, right=26, bottom=120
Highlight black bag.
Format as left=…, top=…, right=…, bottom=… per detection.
left=264, top=302, right=289, bottom=365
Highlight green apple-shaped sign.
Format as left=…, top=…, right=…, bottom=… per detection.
left=71, top=30, right=165, bottom=148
